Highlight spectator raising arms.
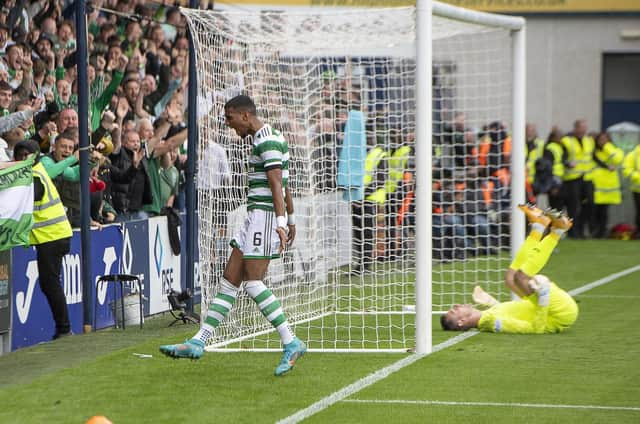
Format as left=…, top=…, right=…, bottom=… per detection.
left=0, top=0, right=201, bottom=226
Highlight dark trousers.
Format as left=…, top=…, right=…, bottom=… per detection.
left=591, top=204, right=609, bottom=239
left=384, top=196, right=401, bottom=260
left=579, top=180, right=594, bottom=237
left=36, top=237, right=71, bottom=334
left=351, top=200, right=376, bottom=271
left=66, top=207, right=81, bottom=228
left=548, top=187, right=564, bottom=211
left=634, top=192, right=640, bottom=231
left=562, top=178, right=583, bottom=238
left=433, top=214, right=466, bottom=261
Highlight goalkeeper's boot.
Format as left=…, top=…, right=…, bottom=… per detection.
left=159, top=339, right=204, bottom=360
left=472, top=285, right=499, bottom=308
left=547, top=209, right=573, bottom=232
left=517, top=203, right=550, bottom=227
left=275, top=337, right=307, bottom=376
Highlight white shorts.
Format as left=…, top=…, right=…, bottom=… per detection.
left=230, top=209, right=281, bottom=259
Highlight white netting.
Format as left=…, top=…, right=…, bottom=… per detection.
left=184, top=5, right=516, bottom=351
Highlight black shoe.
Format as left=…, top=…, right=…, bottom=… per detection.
left=350, top=267, right=363, bottom=276
left=465, top=248, right=479, bottom=258
left=52, top=331, right=73, bottom=340
left=350, top=264, right=370, bottom=276
left=478, top=247, right=499, bottom=256
left=454, top=250, right=466, bottom=261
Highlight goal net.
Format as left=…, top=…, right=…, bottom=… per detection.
left=182, top=2, right=524, bottom=352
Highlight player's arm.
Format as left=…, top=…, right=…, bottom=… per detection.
left=145, top=118, right=172, bottom=157
left=0, top=160, right=21, bottom=169
left=284, top=185, right=296, bottom=245
left=481, top=289, right=550, bottom=334
left=489, top=308, right=548, bottom=334
left=266, top=167, right=288, bottom=253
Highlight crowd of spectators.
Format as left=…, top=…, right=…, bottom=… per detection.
left=1, top=1, right=637, bottom=264
left=430, top=114, right=639, bottom=263
left=430, top=113, right=512, bottom=261
left=296, top=64, right=518, bottom=265
left=0, top=0, right=196, bottom=227
left=523, top=120, right=638, bottom=241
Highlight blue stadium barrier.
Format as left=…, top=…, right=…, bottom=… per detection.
left=9, top=214, right=200, bottom=351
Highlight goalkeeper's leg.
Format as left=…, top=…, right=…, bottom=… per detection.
left=515, top=210, right=573, bottom=295
left=506, top=204, right=550, bottom=297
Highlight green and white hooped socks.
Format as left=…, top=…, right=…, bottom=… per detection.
left=192, top=278, right=239, bottom=345
left=245, top=280, right=295, bottom=345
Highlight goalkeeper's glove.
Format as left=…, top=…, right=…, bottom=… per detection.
left=535, top=279, right=551, bottom=307
left=527, top=275, right=551, bottom=307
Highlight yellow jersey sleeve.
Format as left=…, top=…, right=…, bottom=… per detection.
left=478, top=298, right=549, bottom=334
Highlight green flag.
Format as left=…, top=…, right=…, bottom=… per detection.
left=0, top=158, right=34, bottom=251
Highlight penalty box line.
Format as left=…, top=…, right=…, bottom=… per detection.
left=277, top=263, right=640, bottom=424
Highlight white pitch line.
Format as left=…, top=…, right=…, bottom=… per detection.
left=576, top=294, right=640, bottom=299
left=342, top=399, right=640, bottom=412
left=567, top=264, right=640, bottom=297
left=277, top=264, right=640, bottom=424
left=276, top=331, right=478, bottom=424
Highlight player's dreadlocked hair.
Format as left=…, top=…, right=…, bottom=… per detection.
left=224, top=94, right=257, bottom=115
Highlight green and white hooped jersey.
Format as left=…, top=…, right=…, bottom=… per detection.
left=248, top=124, right=289, bottom=211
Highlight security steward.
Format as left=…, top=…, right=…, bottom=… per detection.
left=623, top=141, right=640, bottom=238
left=14, top=140, right=74, bottom=340
left=561, top=120, right=595, bottom=238
left=591, top=132, right=624, bottom=238
left=351, top=144, right=387, bottom=274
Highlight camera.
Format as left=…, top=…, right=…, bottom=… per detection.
left=166, top=289, right=200, bottom=326
left=167, top=288, right=192, bottom=309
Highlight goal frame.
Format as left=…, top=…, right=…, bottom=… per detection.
left=415, top=0, right=526, bottom=354
left=183, top=0, right=526, bottom=354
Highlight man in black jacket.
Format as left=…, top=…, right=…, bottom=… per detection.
left=109, top=129, right=153, bottom=221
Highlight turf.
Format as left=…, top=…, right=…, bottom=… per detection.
left=0, top=239, right=638, bottom=423
left=314, top=271, right=640, bottom=423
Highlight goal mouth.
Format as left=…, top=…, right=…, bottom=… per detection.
left=183, top=3, right=524, bottom=352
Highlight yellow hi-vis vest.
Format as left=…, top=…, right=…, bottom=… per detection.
left=385, top=146, right=411, bottom=194
left=364, top=146, right=388, bottom=204
left=30, top=161, right=73, bottom=245
left=364, top=146, right=387, bottom=185
left=592, top=142, right=624, bottom=205
left=623, top=145, right=640, bottom=194
left=526, top=137, right=545, bottom=184
left=561, top=135, right=596, bottom=181
left=545, top=142, right=565, bottom=180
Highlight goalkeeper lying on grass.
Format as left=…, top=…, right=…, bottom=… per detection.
left=441, top=204, right=579, bottom=334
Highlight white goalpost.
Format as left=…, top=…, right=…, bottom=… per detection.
left=182, top=0, right=525, bottom=353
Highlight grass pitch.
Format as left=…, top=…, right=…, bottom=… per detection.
left=0, top=239, right=639, bottom=423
